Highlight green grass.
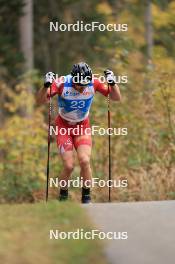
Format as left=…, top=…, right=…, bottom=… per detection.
left=0, top=201, right=107, bottom=264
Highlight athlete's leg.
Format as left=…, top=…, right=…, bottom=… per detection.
left=55, top=115, right=74, bottom=200
left=75, top=136, right=92, bottom=203
left=73, top=117, right=92, bottom=186
left=76, top=143, right=92, bottom=186
left=59, top=150, right=74, bottom=189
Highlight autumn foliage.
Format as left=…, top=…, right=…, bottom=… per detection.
left=0, top=1, right=175, bottom=202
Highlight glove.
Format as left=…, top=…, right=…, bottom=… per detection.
left=44, top=72, right=55, bottom=88
left=104, top=69, right=116, bottom=85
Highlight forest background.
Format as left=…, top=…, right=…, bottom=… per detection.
left=0, top=0, right=175, bottom=203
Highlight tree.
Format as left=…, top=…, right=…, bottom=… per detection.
left=145, top=0, right=153, bottom=64
left=19, top=0, right=34, bottom=116
left=19, top=0, right=33, bottom=71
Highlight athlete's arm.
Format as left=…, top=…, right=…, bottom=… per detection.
left=104, top=69, right=121, bottom=101
left=37, top=82, right=58, bottom=105
left=37, top=72, right=56, bottom=104
left=109, top=83, right=121, bottom=101
left=37, top=74, right=63, bottom=105
left=94, top=79, right=121, bottom=101
left=37, top=87, right=48, bottom=104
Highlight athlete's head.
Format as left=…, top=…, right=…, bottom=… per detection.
left=71, top=62, right=92, bottom=88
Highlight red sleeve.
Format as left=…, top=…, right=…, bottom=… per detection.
left=47, top=77, right=64, bottom=98
left=93, top=79, right=111, bottom=97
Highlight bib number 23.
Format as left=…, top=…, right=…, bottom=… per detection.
left=70, top=100, right=85, bottom=109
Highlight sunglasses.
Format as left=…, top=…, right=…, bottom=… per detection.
left=77, top=83, right=89, bottom=87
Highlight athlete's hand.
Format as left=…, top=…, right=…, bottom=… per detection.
left=44, top=72, right=55, bottom=88
left=104, top=69, right=116, bottom=85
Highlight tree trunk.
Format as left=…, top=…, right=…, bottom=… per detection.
left=19, top=0, right=33, bottom=117
left=145, top=0, right=153, bottom=64
left=19, top=0, right=33, bottom=71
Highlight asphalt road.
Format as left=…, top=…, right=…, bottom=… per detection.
left=85, top=201, right=175, bottom=264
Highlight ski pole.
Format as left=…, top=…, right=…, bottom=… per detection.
left=107, top=84, right=111, bottom=202
left=46, top=85, right=52, bottom=202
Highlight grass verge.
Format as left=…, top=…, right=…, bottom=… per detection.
left=0, top=201, right=108, bottom=264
